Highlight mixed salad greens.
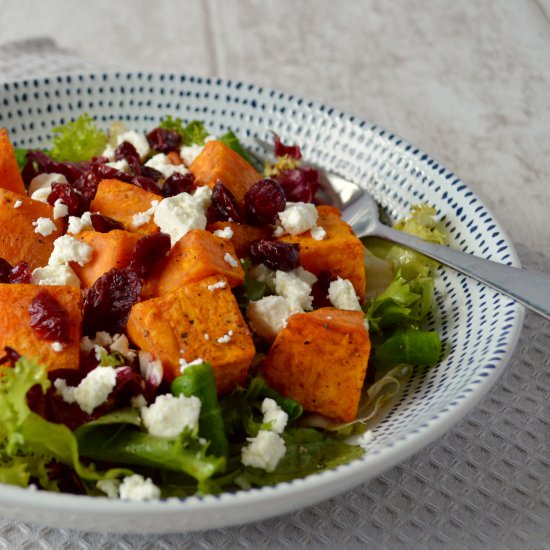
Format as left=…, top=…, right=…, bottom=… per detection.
left=0, top=114, right=445, bottom=500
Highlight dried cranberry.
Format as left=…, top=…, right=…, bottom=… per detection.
left=28, top=290, right=71, bottom=342
left=23, top=150, right=84, bottom=185
left=212, top=181, right=241, bottom=222
left=146, top=127, right=182, bottom=153
left=0, top=346, right=21, bottom=365
left=0, top=258, right=13, bottom=282
left=311, top=270, right=338, bottom=308
left=115, top=141, right=141, bottom=174
left=90, top=213, right=124, bottom=233
left=132, top=175, right=162, bottom=195
left=141, top=165, right=163, bottom=182
left=82, top=268, right=142, bottom=336
left=244, top=178, right=286, bottom=226
left=249, top=239, right=300, bottom=271
left=8, top=262, right=32, bottom=284
left=92, top=161, right=134, bottom=184
left=275, top=166, right=320, bottom=203
left=273, top=133, right=302, bottom=160
left=128, top=232, right=171, bottom=279
left=162, top=172, right=196, bottom=197
left=47, top=182, right=85, bottom=217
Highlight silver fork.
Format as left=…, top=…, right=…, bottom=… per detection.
left=253, top=137, right=550, bottom=320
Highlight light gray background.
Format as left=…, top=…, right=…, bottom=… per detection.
left=0, top=1, right=549, bottom=548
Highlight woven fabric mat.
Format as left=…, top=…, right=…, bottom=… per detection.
left=0, top=38, right=549, bottom=550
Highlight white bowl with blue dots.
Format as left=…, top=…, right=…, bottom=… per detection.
left=0, top=72, right=524, bottom=534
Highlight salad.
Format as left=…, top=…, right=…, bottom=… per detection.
left=0, top=115, right=444, bottom=501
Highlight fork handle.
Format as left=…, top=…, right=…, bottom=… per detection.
left=374, top=223, right=550, bottom=320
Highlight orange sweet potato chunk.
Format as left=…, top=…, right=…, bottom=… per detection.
left=262, top=307, right=371, bottom=422
left=190, top=140, right=261, bottom=204
left=127, top=275, right=255, bottom=394
left=72, top=230, right=142, bottom=288
left=0, top=284, right=82, bottom=371
left=207, top=221, right=270, bottom=258
left=0, top=189, right=63, bottom=269
left=90, top=179, right=160, bottom=234
left=142, top=229, right=244, bottom=299
left=0, top=128, right=25, bottom=195
left=279, top=205, right=366, bottom=300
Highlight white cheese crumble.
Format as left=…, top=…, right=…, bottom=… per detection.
left=216, top=330, right=233, bottom=344
left=49, top=235, right=92, bottom=266
left=110, top=334, right=136, bottom=362
left=131, top=200, right=159, bottom=229
left=51, top=341, right=65, bottom=353
left=28, top=172, right=68, bottom=203
left=153, top=188, right=211, bottom=246
left=241, top=430, right=286, bottom=472
left=223, top=252, right=239, bottom=268
left=32, top=217, right=57, bottom=237
left=138, top=350, right=163, bottom=386
left=310, top=225, right=327, bottom=241
left=213, top=226, right=234, bottom=240
left=145, top=153, right=190, bottom=179
left=97, top=478, right=120, bottom=499
left=115, top=130, right=150, bottom=159
left=106, top=159, right=130, bottom=173
left=130, top=394, right=148, bottom=409
left=247, top=295, right=296, bottom=341
left=140, top=393, right=201, bottom=437
left=13, top=200, right=22, bottom=209
left=52, top=199, right=69, bottom=219
left=249, top=264, right=276, bottom=289
left=204, top=333, right=210, bottom=340
left=207, top=280, right=227, bottom=292
left=178, top=357, right=205, bottom=373
left=118, top=474, right=161, bottom=501
left=277, top=202, right=318, bottom=235
left=31, top=264, right=80, bottom=287
left=328, top=277, right=362, bottom=311
left=67, top=211, right=94, bottom=235
left=261, top=398, right=288, bottom=434
left=274, top=268, right=316, bottom=311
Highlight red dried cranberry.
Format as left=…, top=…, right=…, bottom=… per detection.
left=23, top=150, right=85, bottom=184
left=311, top=270, right=338, bottom=308
left=244, top=178, right=286, bottom=226
left=47, top=182, right=85, bottom=216
left=0, top=346, right=21, bottom=365
left=146, top=127, right=182, bottom=153
left=90, top=213, right=124, bottom=233
left=162, top=172, right=196, bottom=197
left=82, top=268, right=142, bottom=336
left=212, top=181, right=241, bottom=222
left=0, top=258, right=13, bottom=282
left=132, top=175, right=162, bottom=195
left=141, top=165, right=163, bottom=182
left=28, top=290, right=71, bottom=342
left=92, top=161, right=134, bottom=184
left=249, top=239, right=300, bottom=271
left=128, top=232, right=171, bottom=279
left=273, top=133, right=302, bottom=160
left=115, top=141, right=141, bottom=174
left=8, top=262, right=32, bottom=283
left=276, top=166, right=320, bottom=203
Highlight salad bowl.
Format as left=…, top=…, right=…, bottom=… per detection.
left=0, top=71, right=523, bottom=533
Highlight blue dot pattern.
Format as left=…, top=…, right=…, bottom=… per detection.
left=0, top=72, right=524, bottom=506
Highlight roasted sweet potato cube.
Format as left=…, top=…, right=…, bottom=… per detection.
left=0, top=128, right=25, bottom=195
left=142, top=229, right=244, bottom=298
left=127, top=276, right=255, bottom=394
left=0, top=284, right=82, bottom=371
left=279, top=205, right=366, bottom=300
left=190, top=140, right=261, bottom=204
left=207, top=221, right=270, bottom=258
left=262, top=307, right=371, bottom=422
left=90, top=179, right=160, bottom=234
left=72, top=230, right=142, bottom=288
left=0, top=189, right=63, bottom=269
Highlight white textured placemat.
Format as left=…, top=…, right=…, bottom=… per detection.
left=0, top=39, right=548, bottom=550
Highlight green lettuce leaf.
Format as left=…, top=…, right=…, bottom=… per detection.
left=49, top=114, right=107, bottom=162
left=159, top=116, right=209, bottom=146
left=218, top=130, right=258, bottom=166
left=234, top=258, right=269, bottom=310
left=13, top=148, right=28, bottom=172
left=375, top=328, right=441, bottom=367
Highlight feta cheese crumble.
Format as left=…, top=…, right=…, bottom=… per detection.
left=106, top=159, right=129, bottom=173
left=31, top=264, right=80, bottom=287
left=140, top=394, right=201, bottom=437
left=131, top=200, right=159, bottom=229
left=145, top=153, right=190, bottom=179
left=67, top=211, right=94, bottom=235
left=51, top=341, right=64, bottom=353
left=247, top=295, right=296, bottom=341
left=110, top=334, right=136, bottom=362
left=32, top=217, right=57, bottom=237
left=115, top=131, right=150, bottom=159
left=223, top=252, right=239, bottom=268
left=52, top=199, right=69, bottom=219
left=118, top=474, right=161, bottom=501
left=49, top=235, right=92, bottom=266
left=13, top=200, right=22, bottom=209
left=328, top=277, right=362, bottom=311
left=241, top=430, right=286, bottom=472
left=213, top=226, right=234, bottom=240
left=310, top=225, right=327, bottom=241
left=261, top=398, right=288, bottom=434
left=277, top=202, right=318, bottom=235
left=274, top=269, right=316, bottom=311
left=207, top=280, right=227, bottom=292
left=178, top=357, right=205, bottom=373
left=216, top=330, right=233, bottom=344
left=138, top=350, right=163, bottom=386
